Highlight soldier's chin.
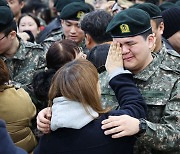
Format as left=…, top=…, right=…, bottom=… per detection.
left=69, top=38, right=76, bottom=42
left=69, top=37, right=77, bottom=41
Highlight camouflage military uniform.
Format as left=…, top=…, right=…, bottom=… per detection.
left=41, top=28, right=89, bottom=54
left=134, top=54, right=180, bottom=154
left=156, top=43, right=180, bottom=73
left=47, top=28, right=64, bottom=41
left=40, top=27, right=64, bottom=53
left=0, top=37, right=46, bottom=89
left=99, top=71, right=118, bottom=109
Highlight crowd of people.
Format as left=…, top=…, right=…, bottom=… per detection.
left=0, top=0, right=179, bottom=154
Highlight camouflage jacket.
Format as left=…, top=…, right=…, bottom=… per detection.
left=0, top=37, right=46, bottom=89
left=99, top=71, right=118, bottom=109
left=40, top=28, right=89, bottom=54
left=40, top=27, right=64, bottom=53
left=156, top=43, right=180, bottom=73
left=134, top=54, right=180, bottom=154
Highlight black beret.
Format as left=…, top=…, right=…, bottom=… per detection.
left=0, top=6, right=14, bottom=32
left=106, top=8, right=151, bottom=38
left=54, top=0, right=85, bottom=12
left=131, top=3, right=162, bottom=19
left=60, top=2, right=90, bottom=21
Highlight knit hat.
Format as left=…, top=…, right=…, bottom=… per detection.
left=60, top=2, right=91, bottom=21
left=0, top=119, right=27, bottom=154
left=162, top=7, right=180, bottom=39
left=54, top=0, right=85, bottom=12
left=131, top=3, right=162, bottom=19
left=106, top=8, right=151, bottom=38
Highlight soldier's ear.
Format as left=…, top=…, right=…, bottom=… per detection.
left=147, top=34, right=155, bottom=50
left=85, top=33, right=91, bottom=45
left=20, top=0, right=25, bottom=9
left=85, top=33, right=95, bottom=49
left=159, top=22, right=164, bottom=35
left=8, top=31, right=16, bottom=39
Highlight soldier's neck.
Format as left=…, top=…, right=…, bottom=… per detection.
left=132, top=55, right=153, bottom=75
left=154, top=40, right=162, bottom=53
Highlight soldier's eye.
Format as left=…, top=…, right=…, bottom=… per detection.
left=66, top=23, right=71, bottom=26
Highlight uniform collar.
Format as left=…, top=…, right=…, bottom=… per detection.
left=134, top=54, right=160, bottom=81
left=13, top=37, right=28, bottom=60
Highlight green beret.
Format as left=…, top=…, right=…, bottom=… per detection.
left=0, top=0, right=8, bottom=7
left=0, top=6, right=14, bottom=32
left=106, top=8, right=151, bottom=38
left=60, top=2, right=90, bottom=21
left=54, top=0, right=85, bottom=12
left=176, top=1, right=180, bottom=6
left=159, top=2, right=177, bottom=11
left=176, top=1, right=180, bottom=7
left=131, top=3, right=162, bottom=19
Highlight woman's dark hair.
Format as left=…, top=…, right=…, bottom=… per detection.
left=0, top=59, right=9, bottom=86
left=32, top=39, right=79, bottom=108
left=17, top=13, right=41, bottom=28
left=46, top=39, right=79, bottom=70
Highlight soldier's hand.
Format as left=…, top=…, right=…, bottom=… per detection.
left=101, top=115, right=140, bottom=138
left=37, top=107, right=51, bottom=134
left=105, top=42, right=123, bottom=74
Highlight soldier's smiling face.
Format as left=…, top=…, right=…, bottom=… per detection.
left=61, top=20, right=85, bottom=45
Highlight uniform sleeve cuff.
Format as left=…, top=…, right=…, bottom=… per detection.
left=109, top=67, right=132, bottom=81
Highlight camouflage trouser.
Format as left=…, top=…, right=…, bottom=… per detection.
left=133, top=139, right=180, bottom=154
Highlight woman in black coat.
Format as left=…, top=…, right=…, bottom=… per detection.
left=34, top=52, right=147, bottom=154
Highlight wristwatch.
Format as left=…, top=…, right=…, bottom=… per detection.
left=138, top=118, right=147, bottom=135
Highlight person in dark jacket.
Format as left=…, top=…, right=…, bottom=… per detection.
left=0, top=119, right=27, bottom=154
left=34, top=46, right=147, bottom=154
